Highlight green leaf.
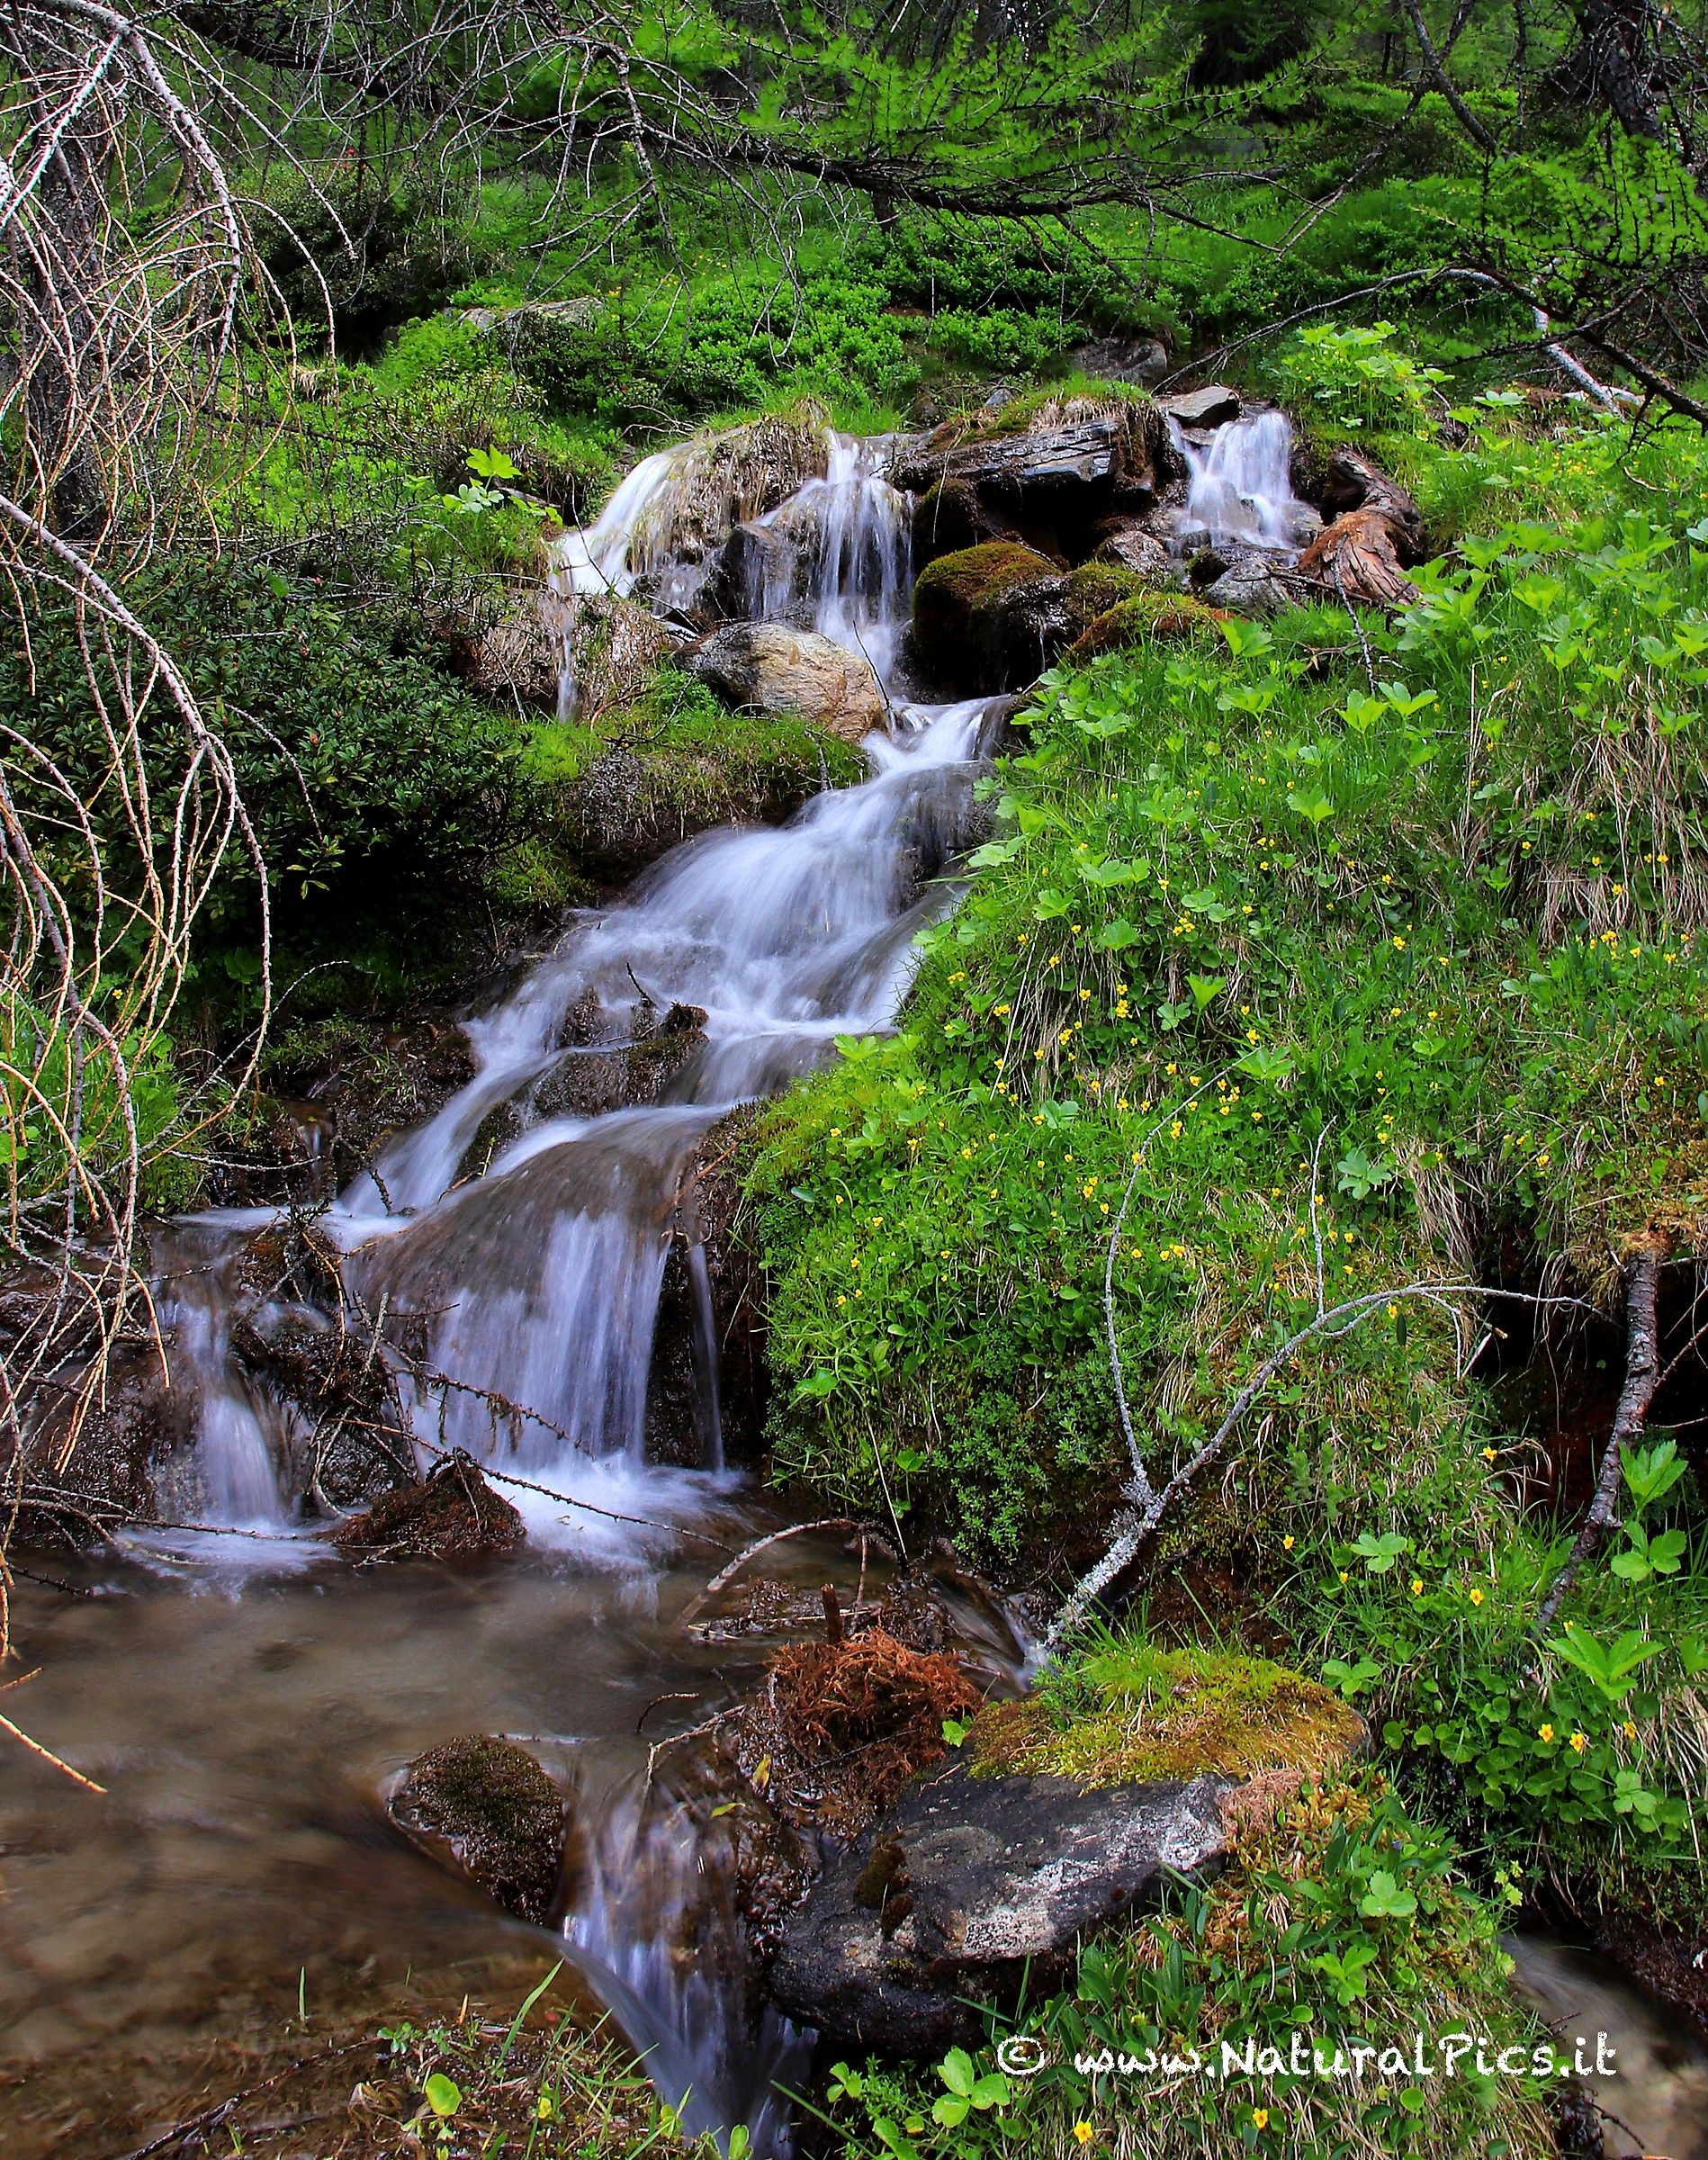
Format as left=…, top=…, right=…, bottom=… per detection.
left=424, top=2072, right=461, bottom=2120
left=1287, top=785, right=1335, bottom=826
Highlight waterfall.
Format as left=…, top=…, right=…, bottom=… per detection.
left=153, top=411, right=1006, bottom=2156
left=1172, top=408, right=1312, bottom=551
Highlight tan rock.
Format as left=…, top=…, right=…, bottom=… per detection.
left=692, top=622, right=887, bottom=741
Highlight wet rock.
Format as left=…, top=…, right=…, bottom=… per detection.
left=645, top=1105, right=769, bottom=1469
left=769, top=1764, right=1233, bottom=2052
left=1090, top=520, right=1180, bottom=585
left=388, top=1735, right=566, bottom=1922
left=692, top=622, right=887, bottom=740
left=528, top=1003, right=708, bottom=1129
left=909, top=478, right=1015, bottom=570
left=633, top=413, right=831, bottom=598
left=1, top=1318, right=175, bottom=1548
left=894, top=398, right=1177, bottom=563
left=232, top=1303, right=415, bottom=1510
left=218, top=1017, right=479, bottom=1208
left=1163, top=383, right=1241, bottom=429
left=912, top=548, right=1153, bottom=694
left=907, top=541, right=1060, bottom=693
left=554, top=721, right=862, bottom=885
left=334, top=1450, right=524, bottom=1562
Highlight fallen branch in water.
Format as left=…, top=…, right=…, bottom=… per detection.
left=0, top=1703, right=106, bottom=1794
left=678, top=1516, right=895, bottom=1626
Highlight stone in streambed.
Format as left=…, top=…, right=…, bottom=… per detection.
left=334, top=1451, right=523, bottom=1562
left=389, top=1735, right=566, bottom=1922
left=768, top=1764, right=1232, bottom=2052
left=692, top=622, right=887, bottom=741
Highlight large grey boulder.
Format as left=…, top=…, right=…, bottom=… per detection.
left=768, top=1764, right=1231, bottom=2053
left=693, top=622, right=887, bottom=740
left=388, top=1735, right=566, bottom=1923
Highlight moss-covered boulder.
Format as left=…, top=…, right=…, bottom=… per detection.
left=529, top=673, right=867, bottom=884
left=912, top=550, right=1158, bottom=694
left=389, top=1735, right=567, bottom=1922
left=1069, top=588, right=1229, bottom=662
left=907, top=541, right=1060, bottom=693
left=767, top=1649, right=1362, bottom=2054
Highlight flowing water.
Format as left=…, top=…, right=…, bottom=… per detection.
left=1170, top=407, right=1317, bottom=554
left=1, top=428, right=1016, bottom=2157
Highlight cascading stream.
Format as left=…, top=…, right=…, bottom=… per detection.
left=1170, top=407, right=1315, bottom=552
left=148, top=422, right=1004, bottom=2155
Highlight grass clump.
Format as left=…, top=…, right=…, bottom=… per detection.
left=972, top=1634, right=1363, bottom=1789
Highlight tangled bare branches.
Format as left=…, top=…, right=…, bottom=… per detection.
left=1, top=3, right=285, bottom=1505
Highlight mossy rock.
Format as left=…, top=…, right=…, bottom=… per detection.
left=1069, top=588, right=1228, bottom=662
left=389, top=1735, right=566, bottom=1922
left=970, top=1646, right=1362, bottom=1790
left=909, top=541, right=1061, bottom=694
left=910, top=477, right=1011, bottom=569
left=1059, top=562, right=1146, bottom=620
left=334, top=1451, right=524, bottom=1562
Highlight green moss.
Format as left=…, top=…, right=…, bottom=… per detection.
left=533, top=672, right=867, bottom=878
left=1060, top=562, right=1146, bottom=616
left=1069, top=588, right=1224, bottom=659
left=973, top=1642, right=1363, bottom=1788
left=912, top=541, right=1058, bottom=613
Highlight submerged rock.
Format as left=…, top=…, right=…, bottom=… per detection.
left=389, top=1735, right=566, bottom=1922
left=334, top=1451, right=524, bottom=1562
left=692, top=621, right=887, bottom=740
left=769, top=1764, right=1232, bottom=2052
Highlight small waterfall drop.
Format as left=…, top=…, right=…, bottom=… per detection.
left=1172, top=408, right=1313, bottom=551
